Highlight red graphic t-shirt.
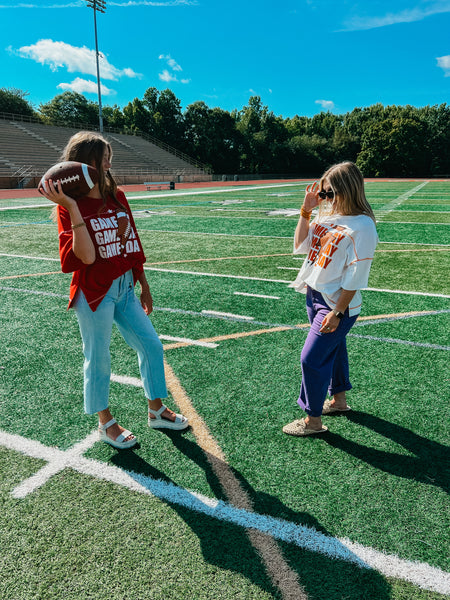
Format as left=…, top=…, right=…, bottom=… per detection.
left=57, top=189, right=146, bottom=311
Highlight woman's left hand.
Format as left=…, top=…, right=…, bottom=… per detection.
left=140, top=287, right=153, bottom=315
left=320, top=311, right=340, bottom=334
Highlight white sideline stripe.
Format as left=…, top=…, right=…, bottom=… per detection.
left=159, top=334, right=218, bottom=348
left=354, top=309, right=450, bottom=328
left=0, top=286, right=69, bottom=299
left=145, top=267, right=450, bottom=298
left=0, top=203, right=49, bottom=211
left=349, top=333, right=450, bottom=351
left=127, top=183, right=302, bottom=201
left=277, top=266, right=299, bottom=270
left=1, top=252, right=449, bottom=294
left=139, top=228, right=291, bottom=240
left=377, top=241, right=449, bottom=246
left=234, top=292, right=280, bottom=300
left=365, top=287, right=450, bottom=299
left=386, top=210, right=450, bottom=214
left=0, top=253, right=59, bottom=261
left=202, top=309, right=254, bottom=320
left=144, top=266, right=291, bottom=283
left=1, top=284, right=450, bottom=328
left=0, top=266, right=449, bottom=303
left=2, top=428, right=449, bottom=595
left=379, top=221, right=450, bottom=226
left=2, top=285, right=447, bottom=351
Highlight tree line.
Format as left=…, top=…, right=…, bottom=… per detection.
left=1, top=87, right=449, bottom=177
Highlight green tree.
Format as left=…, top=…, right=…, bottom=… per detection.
left=39, top=92, right=98, bottom=126
left=0, top=87, right=35, bottom=117
left=357, top=110, right=429, bottom=177
left=102, top=104, right=126, bottom=130
left=184, top=101, right=240, bottom=172
left=236, top=96, right=290, bottom=173
left=123, top=98, right=150, bottom=133
left=421, top=103, right=450, bottom=175
left=142, top=87, right=185, bottom=148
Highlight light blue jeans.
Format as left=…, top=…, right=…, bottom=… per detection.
left=73, top=270, right=167, bottom=414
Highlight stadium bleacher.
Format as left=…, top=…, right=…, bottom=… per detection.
left=0, top=117, right=211, bottom=188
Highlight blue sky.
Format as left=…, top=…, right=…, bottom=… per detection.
left=1, top=0, right=449, bottom=118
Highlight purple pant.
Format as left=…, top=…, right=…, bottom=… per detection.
left=298, top=287, right=358, bottom=417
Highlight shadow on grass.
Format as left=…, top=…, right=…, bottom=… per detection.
left=324, top=411, right=450, bottom=495
left=111, top=431, right=392, bottom=600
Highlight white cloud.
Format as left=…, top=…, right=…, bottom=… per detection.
left=342, top=3, right=450, bottom=31
left=57, top=77, right=115, bottom=95
left=159, top=69, right=177, bottom=82
left=159, top=54, right=182, bottom=71
left=158, top=53, right=189, bottom=83
left=14, top=39, right=140, bottom=81
left=437, top=55, right=450, bottom=76
left=315, top=99, right=335, bottom=111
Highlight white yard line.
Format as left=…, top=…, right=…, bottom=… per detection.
left=138, top=228, right=292, bottom=239
left=2, top=284, right=448, bottom=350
left=0, top=252, right=59, bottom=261
left=144, top=267, right=292, bottom=284
left=375, top=182, right=429, bottom=219
left=378, top=221, right=450, bottom=226
left=126, top=183, right=303, bottom=201
left=0, top=203, right=49, bottom=211
left=2, top=428, right=449, bottom=594
left=348, top=333, right=450, bottom=351
left=158, top=334, right=218, bottom=348
left=201, top=309, right=254, bottom=320
left=234, top=292, right=280, bottom=300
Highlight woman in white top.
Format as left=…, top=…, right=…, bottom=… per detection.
left=283, top=162, right=378, bottom=437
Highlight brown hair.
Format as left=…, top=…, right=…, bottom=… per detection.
left=318, top=161, right=376, bottom=223
left=60, top=131, right=125, bottom=212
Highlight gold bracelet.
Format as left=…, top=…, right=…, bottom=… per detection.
left=300, top=207, right=312, bottom=219
left=72, top=222, right=86, bottom=230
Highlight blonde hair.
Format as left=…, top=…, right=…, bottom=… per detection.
left=318, top=161, right=376, bottom=223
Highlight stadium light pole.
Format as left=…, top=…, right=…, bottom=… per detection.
left=86, top=0, right=106, bottom=133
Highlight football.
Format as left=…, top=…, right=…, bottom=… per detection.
left=39, top=161, right=98, bottom=199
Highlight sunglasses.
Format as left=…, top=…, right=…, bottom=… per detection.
left=318, top=189, right=335, bottom=200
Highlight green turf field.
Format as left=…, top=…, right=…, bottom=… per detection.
left=1, top=180, right=449, bottom=600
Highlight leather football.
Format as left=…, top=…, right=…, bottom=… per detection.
left=39, top=161, right=98, bottom=199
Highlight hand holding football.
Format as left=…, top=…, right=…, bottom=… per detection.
left=39, top=161, right=98, bottom=199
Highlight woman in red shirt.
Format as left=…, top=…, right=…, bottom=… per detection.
left=39, top=131, right=188, bottom=449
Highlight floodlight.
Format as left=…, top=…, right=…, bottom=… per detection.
left=85, top=1, right=107, bottom=132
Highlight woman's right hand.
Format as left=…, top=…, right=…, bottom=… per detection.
left=39, top=179, right=76, bottom=210
left=302, top=181, right=321, bottom=211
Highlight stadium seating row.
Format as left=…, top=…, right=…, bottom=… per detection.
left=0, top=119, right=209, bottom=188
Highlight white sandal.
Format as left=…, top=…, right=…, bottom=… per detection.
left=98, top=418, right=137, bottom=449
left=148, top=405, right=188, bottom=430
